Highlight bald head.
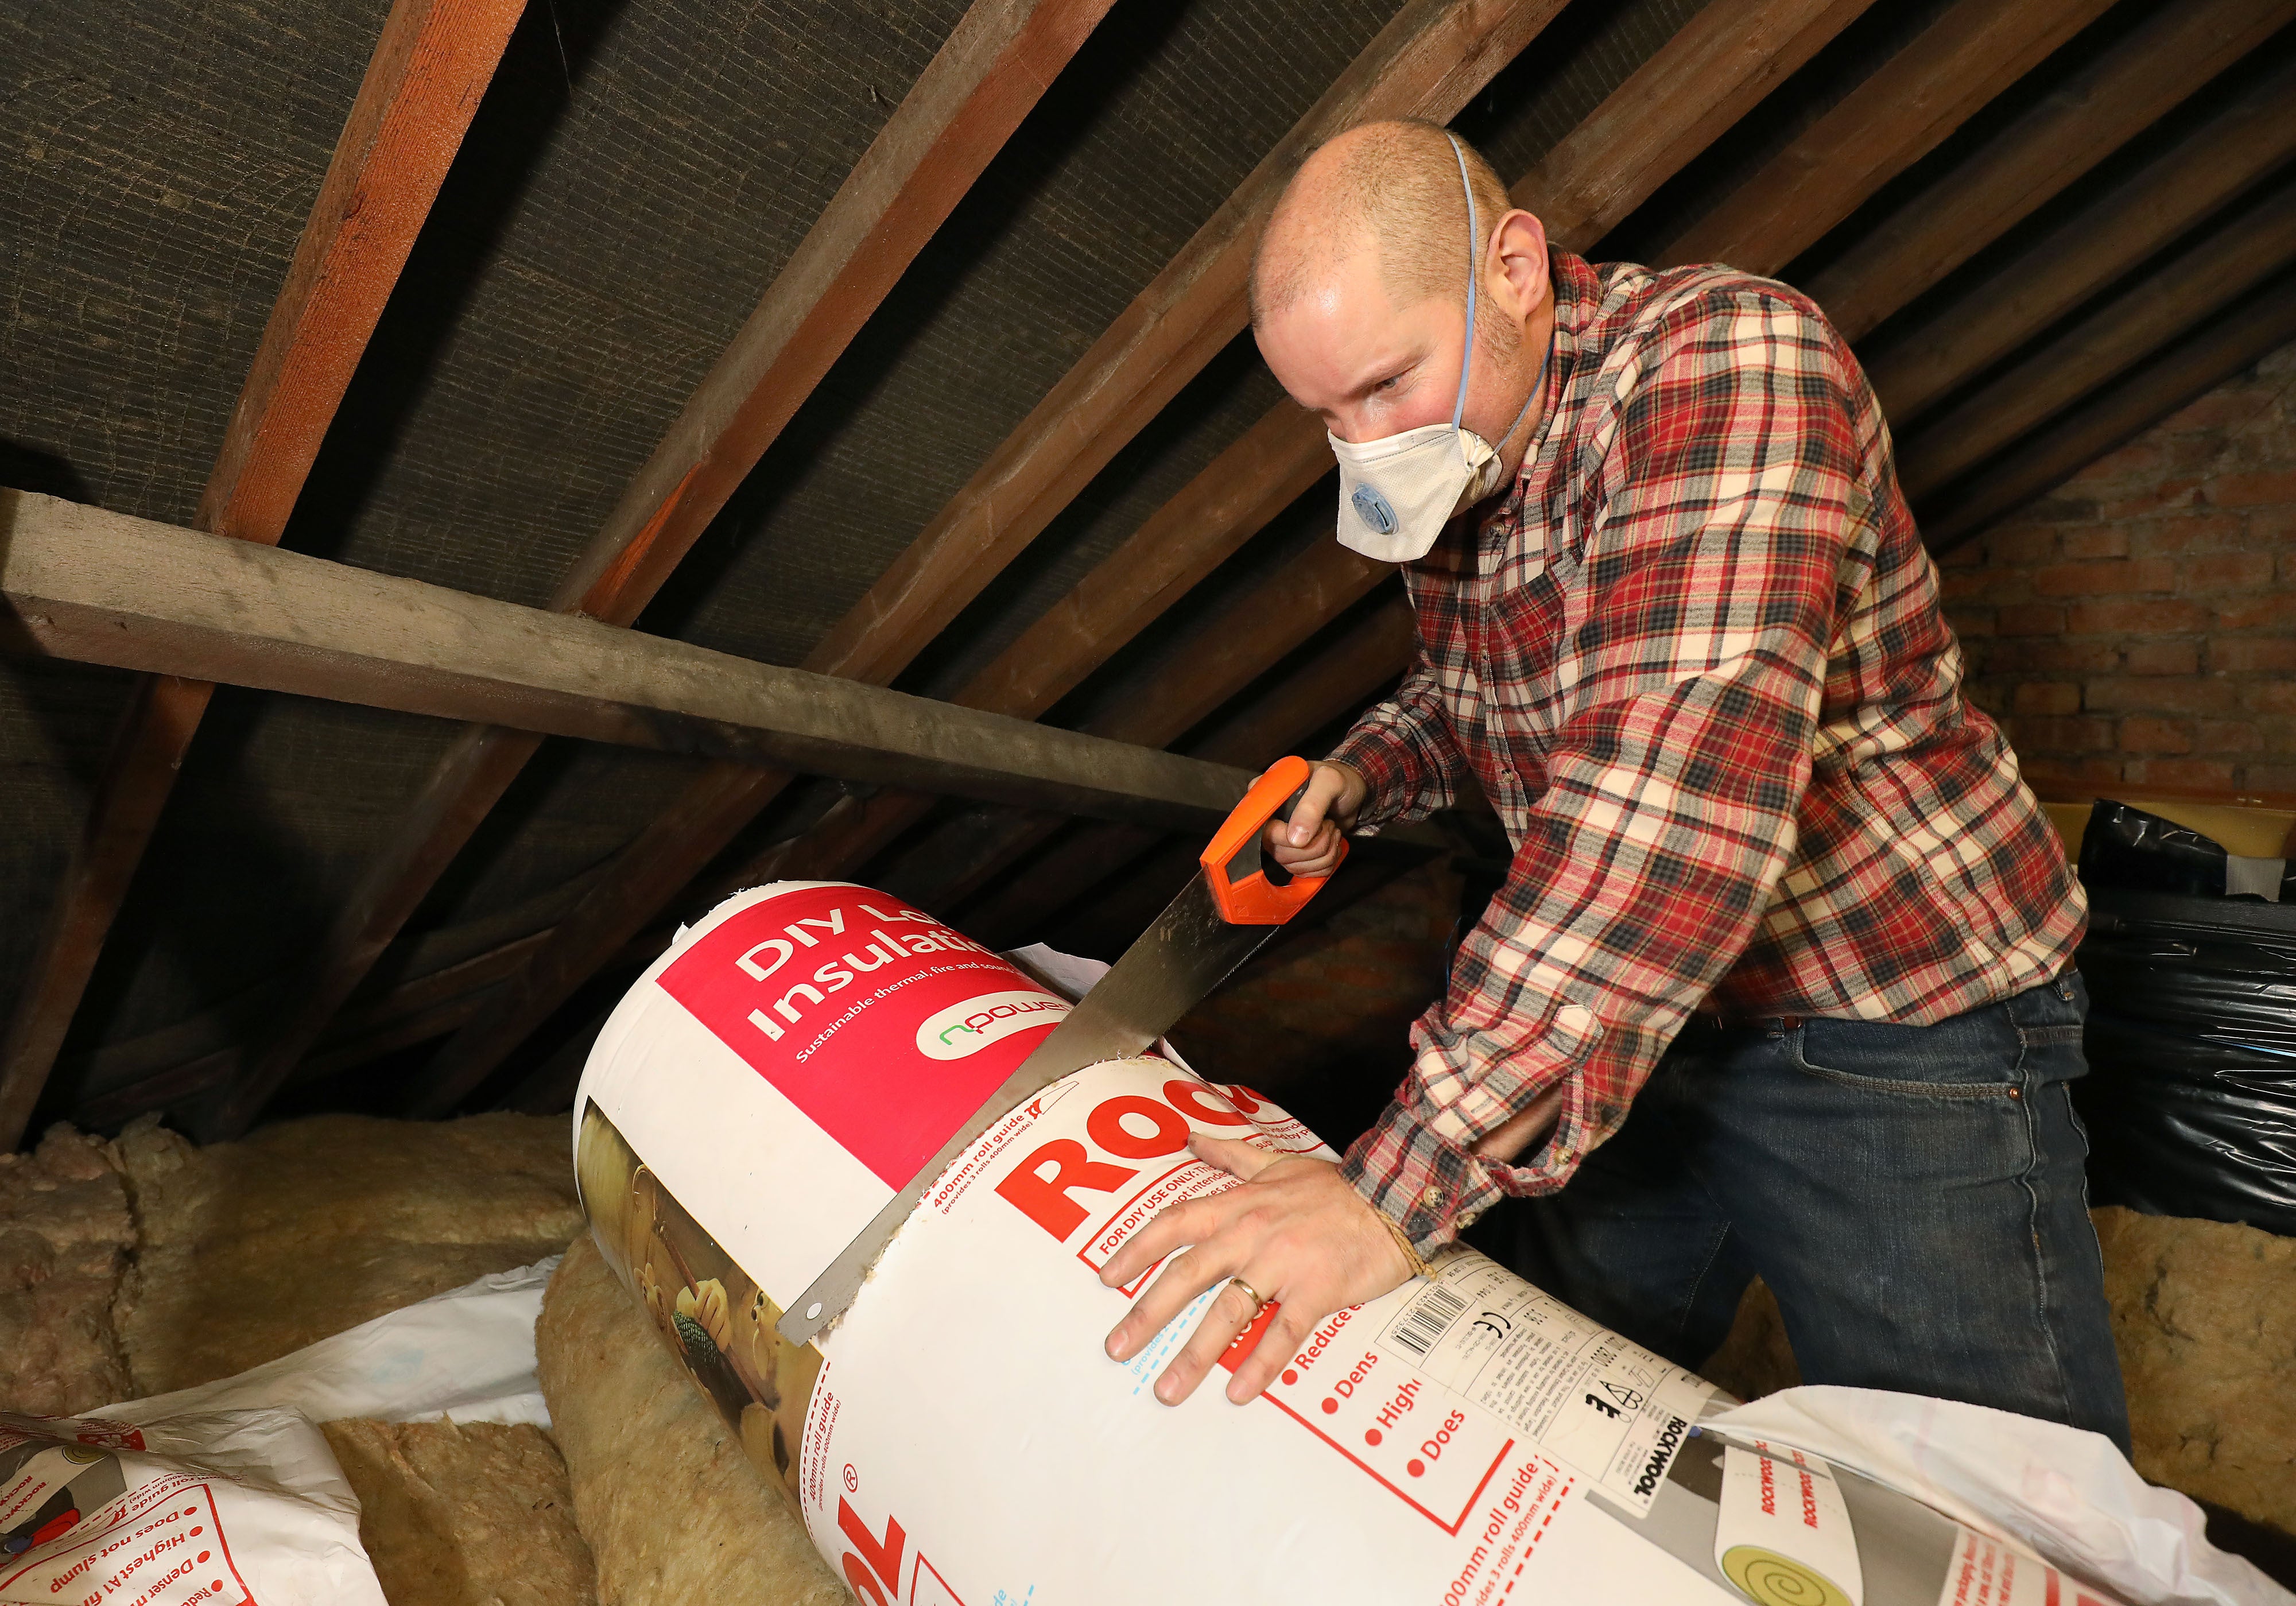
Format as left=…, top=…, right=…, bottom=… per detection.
left=1251, top=120, right=1514, bottom=329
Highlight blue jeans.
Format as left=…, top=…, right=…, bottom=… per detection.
left=1481, top=971, right=2131, bottom=1450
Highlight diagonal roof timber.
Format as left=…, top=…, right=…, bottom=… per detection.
left=398, top=0, right=1589, bottom=1115
left=1864, top=54, right=2296, bottom=421
left=1896, top=181, right=2296, bottom=502
left=211, top=0, right=1120, bottom=1135
left=1657, top=0, right=2119, bottom=273
left=0, top=0, right=527, bottom=1151
left=1801, top=0, right=2296, bottom=342
left=719, top=0, right=1887, bottom=910
left=1919, top=281, right=2296, bottom=552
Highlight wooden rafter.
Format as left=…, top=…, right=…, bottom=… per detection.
left=0, top=493, right=1265, bottom=835
left=1896, top=181, right=2296, bottom=501
left=1658, top=0, right=2117, bottom=273
left=1865, top=54, right=2296, bottom=419
left=1921, top=282, right=2296, bottom=551
left=1802, top=0, right=2296, bottom=342
left=722, top=0, right=1888, bottom=906
left=0, top=0, right=525, bottom=1150
left=943, top=0, right=2231, bottom=944
left=210, top=0, right=1119, bottom=1135
left=396, top=0, right=1591, bottom=1116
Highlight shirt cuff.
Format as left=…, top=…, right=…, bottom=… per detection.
left=1327, top=725, right=1422, bottom=833
left=1339, top=1002, right=1609, bottom=1252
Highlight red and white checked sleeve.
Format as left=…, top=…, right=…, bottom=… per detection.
left=1327, top=641, right=1469, bottom=827
left=1336, top=286, right=1884, bottom=1250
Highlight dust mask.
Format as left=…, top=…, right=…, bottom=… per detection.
left=1331, top=133, right=1547, bottom=563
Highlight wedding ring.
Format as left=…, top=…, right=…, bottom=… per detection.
left=1227, top=1278, right=1266, bottom=1312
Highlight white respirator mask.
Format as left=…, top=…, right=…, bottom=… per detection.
left=1330, top=133, right=1548, bottom=563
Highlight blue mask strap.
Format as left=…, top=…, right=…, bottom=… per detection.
left=1495, top=333, right=1550, bottom=455
left=1447, top=131, right=1548, bottom=460
left=1446, top=133, right=1477, bottom=432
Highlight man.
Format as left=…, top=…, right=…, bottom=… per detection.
left=1097, top=119, right=2128, bottom=1450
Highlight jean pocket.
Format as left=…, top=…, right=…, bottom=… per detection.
left=1787, top=1007, right=2025, bottom=1099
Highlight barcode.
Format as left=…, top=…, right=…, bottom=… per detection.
left=1389, top=1282, right=1468, bottom=1357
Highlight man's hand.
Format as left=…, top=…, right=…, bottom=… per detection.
left=1101, top=1132, right=1415, bottom=1407
left=1263, top=760, right=1367, bottom=878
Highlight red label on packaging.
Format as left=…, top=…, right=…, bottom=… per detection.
left=656, top=886, right=1069, bottom=1188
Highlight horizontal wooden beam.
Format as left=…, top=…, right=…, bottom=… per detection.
left=1896, top=181, right=2296, bottom=502
left=213, top=0, right=1117, bottom=1135
left=0, top=491, right=1256, bottom=830
left=1919, top=280, right=2296, bottom=552
left=1863, top=53, right=2296, bottom=421
left=1661, top=0, right=2117, bottom=276
left=1804, top=0, right=2296, bottom=341
left=0, top=0, right=525, bottom=1151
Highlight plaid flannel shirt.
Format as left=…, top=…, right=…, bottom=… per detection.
left=1331, top=253, right=2085, bottom=1252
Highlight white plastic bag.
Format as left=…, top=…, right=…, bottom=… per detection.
left=1712, top=1388, right=2293, bottom=1606
left=0, top=1405, right=388, bottom=1605
left=106, top=1257, right=557, bottom=1431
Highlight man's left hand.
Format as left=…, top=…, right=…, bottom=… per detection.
left=1100, top=1132, right=1415, bottom=1406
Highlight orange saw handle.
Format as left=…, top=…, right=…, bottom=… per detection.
left=1201, top=754, right=1348, bottom=925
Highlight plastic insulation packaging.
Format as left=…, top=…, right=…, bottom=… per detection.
left=2074, top=886, right=2296, bottom=1237
left=2080, top=801, right=2293, bottom=903
left=0, top=1406, right=390, bottom=1605
left=573, top=881, right=2143, bottom=1606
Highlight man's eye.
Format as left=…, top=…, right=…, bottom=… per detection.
left=1374, top=374, right=1401, bottom=393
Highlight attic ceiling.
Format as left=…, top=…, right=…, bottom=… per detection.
left=3, top=0, right=2293, bottom=1140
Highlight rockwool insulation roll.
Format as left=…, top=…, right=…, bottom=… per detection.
left=572, top=882, right=2135, bottom=1606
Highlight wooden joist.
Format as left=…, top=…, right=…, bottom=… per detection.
left=1864, top=54, right=2296, bottom=420
left=0, top=491, right=1262, bottom=832
left=1658, top=0, right=2117, bottom=274
left=0, top=0, right=526, bottom=1150
left=397, top=0, right=1586, bottom=1115
left=215, top=0, right=1118, bottom=1134
left=1896, top=181, right=2296, bottom=502
left=1803, top=0, right=2296, bottom=342
left=1920, top=282, right=2296, bottom=551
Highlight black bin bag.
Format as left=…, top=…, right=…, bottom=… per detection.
left=2073, top=887, right=2296, bottom=1237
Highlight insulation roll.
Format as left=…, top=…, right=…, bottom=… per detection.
left=572, top=882, right=2102, bottom=1606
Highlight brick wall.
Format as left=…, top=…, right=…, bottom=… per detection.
left=1937, top=340, right=2296, bottom=800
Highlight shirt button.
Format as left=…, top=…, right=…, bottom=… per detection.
left=1457, top=1209, right=1481, bottom=1229
left=1420, top=1184, right=1445, bottom=1207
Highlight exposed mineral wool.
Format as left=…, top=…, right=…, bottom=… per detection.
left=0, top=1124, right=134, bottom=1413
left=2095, top=1205, right=2296, bottom=1536
left=111, top=1110, right=584, bottom=1394
left=537, top=1234, right=843, bottom=1606
left=323, top=1418, right=598, bottom=1606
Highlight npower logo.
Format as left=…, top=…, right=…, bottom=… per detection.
left=914, top=991, right=1068, bottom=1060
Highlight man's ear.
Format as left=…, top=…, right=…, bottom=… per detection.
left=1484, top=208, right=1550, bottom=323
